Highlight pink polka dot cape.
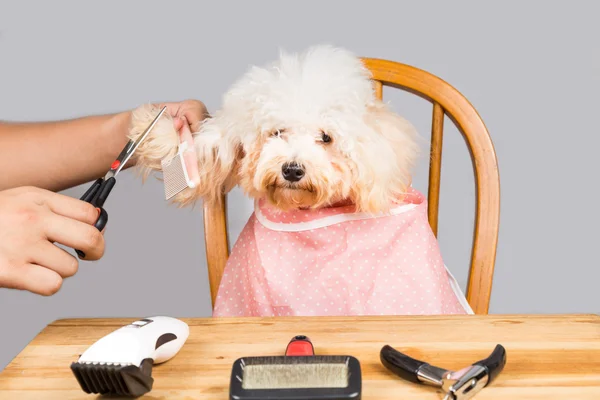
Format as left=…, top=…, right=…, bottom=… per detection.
left=212, top=187, right=473, bottom=317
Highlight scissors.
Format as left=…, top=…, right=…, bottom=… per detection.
left=380, top=344, right=506, bottom=400
left=75, top=106, right=167, bottom=258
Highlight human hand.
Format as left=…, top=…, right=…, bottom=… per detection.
left=155, top=99, right=209, bottom=133
left=154, top=100, right=205, bottom=187
left=0, top=186, right=105, bottom=296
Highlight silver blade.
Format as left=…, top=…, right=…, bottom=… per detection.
left=111, top=105, right=167, bottom=177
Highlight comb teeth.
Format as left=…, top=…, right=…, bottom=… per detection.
left=161, top=152, right=191, bottom=200
left=70, top=359, right=154, bottom=397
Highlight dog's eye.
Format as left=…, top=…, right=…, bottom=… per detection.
left=321, top=132, right=332, bottom=144
left=271, top=129, right=285, bottom=137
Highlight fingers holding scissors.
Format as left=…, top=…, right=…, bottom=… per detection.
left=42, top=189, right=101, bottom=226
left=0, top=187, right=107, bottom=297
left=45, top=211, right=106, bottom=261
left=36, top=189, right=106, bottom=260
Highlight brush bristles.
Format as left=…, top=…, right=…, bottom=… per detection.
left=242, top=363, right=349, bottom=389
left=239, top=356, right=350, bottom=390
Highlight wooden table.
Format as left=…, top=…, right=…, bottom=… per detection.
left=0, top=314, right=599, bottom=399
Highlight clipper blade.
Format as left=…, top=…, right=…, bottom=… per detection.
left=161, top=148, right=194, bottom=200
left=70, top=358, right=154, bottom=398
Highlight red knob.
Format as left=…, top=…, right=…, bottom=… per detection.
left=285, top=335, right=315, bottom=356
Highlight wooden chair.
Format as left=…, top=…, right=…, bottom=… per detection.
left=203, top=57, right=500, bottom=315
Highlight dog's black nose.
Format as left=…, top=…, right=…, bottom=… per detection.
left=282, top=162, right=305, bottom=182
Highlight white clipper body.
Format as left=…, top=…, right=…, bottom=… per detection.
left=71, top=316, right=189, bottom=397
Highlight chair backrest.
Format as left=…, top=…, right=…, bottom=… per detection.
left=203, top=57, right=500, bottom=315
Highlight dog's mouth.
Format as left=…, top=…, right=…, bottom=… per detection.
left=264, top=180, right=321, bottom=210
left=267, top=180, right=315, bottom=193
left=270, top=184, right=314, bottom=193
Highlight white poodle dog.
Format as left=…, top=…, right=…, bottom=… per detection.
left=128, top=45, right=473, bottom=317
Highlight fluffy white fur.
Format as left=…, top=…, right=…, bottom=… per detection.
left=128, top=45, right=420, bottom=213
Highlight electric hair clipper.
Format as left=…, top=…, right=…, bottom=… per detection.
left=70, top=316, right=189, bottom=397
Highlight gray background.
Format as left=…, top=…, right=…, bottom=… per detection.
left=0, top=0, right=598, bottom=371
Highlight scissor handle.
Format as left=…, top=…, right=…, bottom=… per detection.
left=473, top=344, right=507, bottom=385
left=80, top=178, right=103, bottom=203
left=75, top=208, right=107, bottom=259
left=90, top=177, right=116, bottom=208
left=380, top=345, right=429, bottom=384
left=75, top=177, right=115, bottom=258
left=75, top=206, right=106, bottom=259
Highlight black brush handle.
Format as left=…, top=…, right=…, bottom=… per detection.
left=380, top=345, right=428, bottom=384
left=473, top=344, right=507, bottom=385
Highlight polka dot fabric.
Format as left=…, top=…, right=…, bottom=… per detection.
left=212, top=187, right=473, bottom=317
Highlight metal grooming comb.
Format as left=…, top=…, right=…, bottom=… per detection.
left=161, top=142, right=196, bottom=200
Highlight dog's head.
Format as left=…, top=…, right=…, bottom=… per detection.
left=195, top=45, right=420, bottom=213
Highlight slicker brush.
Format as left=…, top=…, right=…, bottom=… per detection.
left=228, top=335, right=362, bottom=399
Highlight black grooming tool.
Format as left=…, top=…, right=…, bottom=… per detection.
left=229, top=335, right=362, bottom=399
left=380, top=344, right=506, bottom=400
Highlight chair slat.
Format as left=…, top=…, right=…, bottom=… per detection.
left=361, top=58, right=500, bottom=315
left=427, top=102, right=444, bottom=237
left=373, top=80, right=383, bottom=100
left=203, top=194, right=229, bottom=307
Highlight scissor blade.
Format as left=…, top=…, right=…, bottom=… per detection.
left=108, top=105, right=168, bottom=177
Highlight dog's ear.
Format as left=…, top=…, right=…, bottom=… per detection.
left=349, top=101, right=420, bottom=213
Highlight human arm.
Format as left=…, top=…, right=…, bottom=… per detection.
left=0, top=99, right=208, bottom=192
left=0, top=111, right=132, bottom=192
left=0, top=99, right=208, bottom=296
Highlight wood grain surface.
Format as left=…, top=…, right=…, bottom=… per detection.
left=1, top=314, right=598, bottom=399
left=0, top=315, right=600, bottom=400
